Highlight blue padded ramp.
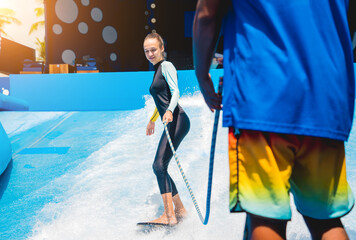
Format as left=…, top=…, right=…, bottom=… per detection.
left=0, top=93, right=29, bottom=111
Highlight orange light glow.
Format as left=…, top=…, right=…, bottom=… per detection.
left=0, top=0, right=44, bottom=49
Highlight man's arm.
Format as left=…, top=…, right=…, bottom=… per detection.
left=193, top=0, right=226, bottom=110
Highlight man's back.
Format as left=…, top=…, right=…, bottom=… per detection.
left=222, top=0, right=354, bottom=141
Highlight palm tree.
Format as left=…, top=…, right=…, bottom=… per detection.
left=29, top=7, right=44, bottom=35
left=29, top=0, right=45, bottom=62
left=35, top=37, right=46, bottom=62
left=0, top=8, right=21, bottom=38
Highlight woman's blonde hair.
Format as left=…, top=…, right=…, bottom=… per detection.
left=144, top=32, right=164, bottom=48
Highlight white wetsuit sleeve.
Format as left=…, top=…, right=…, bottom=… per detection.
left=161, top=61, right=179, bottom=113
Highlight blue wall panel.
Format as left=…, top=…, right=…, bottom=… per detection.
left=8, top=64, right=356, bottom=111
left=9, top=69, right=224, bottom=111
left=0, top=77, right=9, bottom=93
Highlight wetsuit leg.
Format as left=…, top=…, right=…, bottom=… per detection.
left=152, top=112, right=190, bottom=196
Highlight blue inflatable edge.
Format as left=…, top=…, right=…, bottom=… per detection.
left=0, top=123, right=12, bottom=176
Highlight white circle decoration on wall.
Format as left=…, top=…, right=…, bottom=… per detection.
left=91, top=8, right=103, bottom=22
left=81, top=0, right=90, bottom=6
left=62, top=49, right=76, bottom=64
left=55, top=0, right=79, bottom=24
left=52, top=24, right=63, bottom=34
left=110, top=53, right=117, bottom=61
left=102, top=26, right=117, bottom=44
left=78, top=22, right=88, bottom=34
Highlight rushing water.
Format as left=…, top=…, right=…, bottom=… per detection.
left=0, top=94, right=355, bottom=240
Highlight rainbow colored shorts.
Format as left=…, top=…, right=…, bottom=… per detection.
left=228, top=128, right=354, bottom=220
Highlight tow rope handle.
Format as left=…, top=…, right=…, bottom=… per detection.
left=163, top=77, right=223, bottom=225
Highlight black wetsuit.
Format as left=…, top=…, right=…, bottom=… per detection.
left=150, top=60, right=190, bottom=196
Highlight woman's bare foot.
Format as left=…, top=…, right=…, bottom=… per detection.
left=175, top=208, right=187, bottom=222
left=149, top=211, right=178, bottom=225
left=146, top=193, right=178, bottom=225
left=172, top=193, right=187, bottom=222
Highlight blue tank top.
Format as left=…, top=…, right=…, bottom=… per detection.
left=222, top=0, right=355, bottom=141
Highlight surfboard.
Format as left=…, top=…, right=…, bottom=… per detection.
left=136, top=222, right=176, bottom=234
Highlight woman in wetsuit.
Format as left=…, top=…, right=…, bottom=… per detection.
left=143, top=33, right=190, bottom=225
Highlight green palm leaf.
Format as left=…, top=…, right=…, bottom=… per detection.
left=0, top=8, right=22, bottom=37
left=34, top=7, right=44, bottom=17
left=35, top=37, right=46, bottom=62
left=29, top=5, right=44, bottom=35
left=29, top=21, right=45, bottom=35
